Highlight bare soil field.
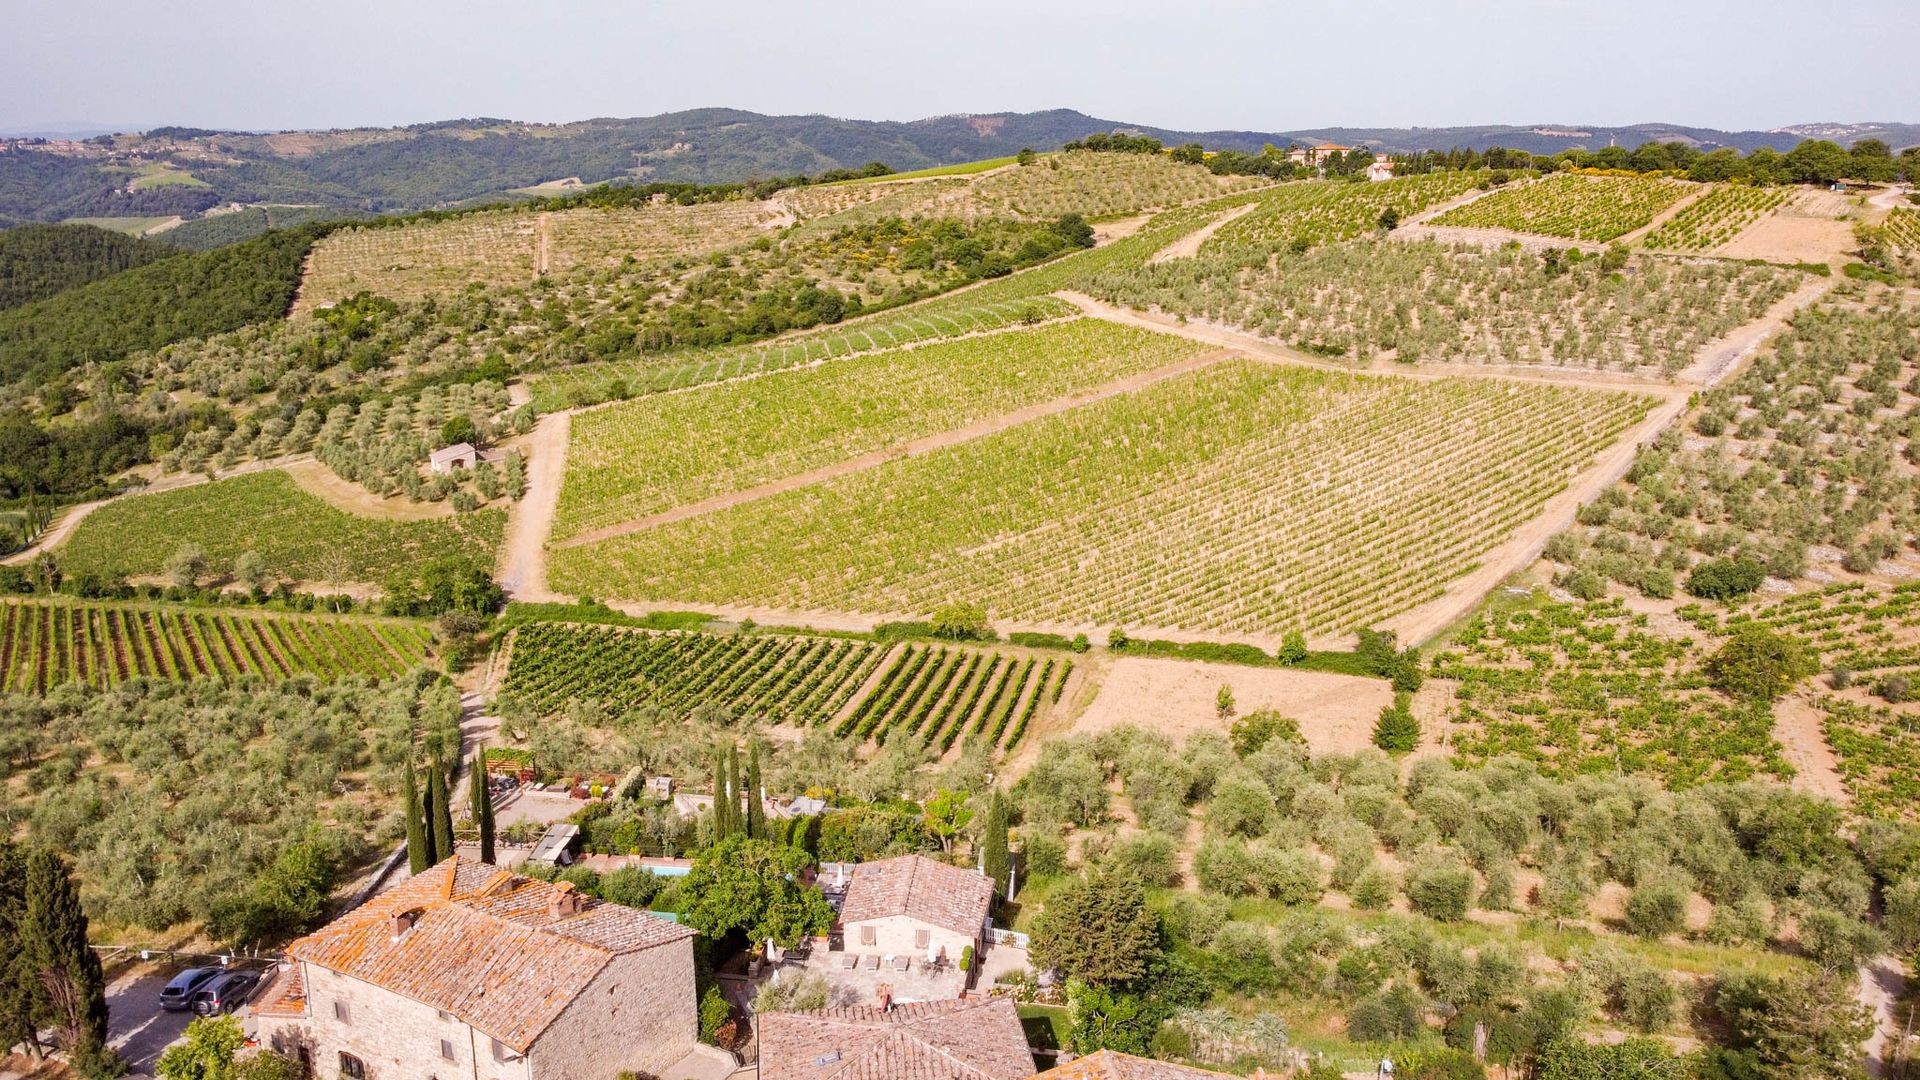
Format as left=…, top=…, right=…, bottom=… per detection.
left=1716, top=189, right=1857, bottom=264
left=282, top=459, right=455, bottom=521
left=1073, top=656, right=1394, bottom=755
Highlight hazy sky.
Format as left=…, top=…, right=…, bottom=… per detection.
left=4, top=0, right=1915, bottom=134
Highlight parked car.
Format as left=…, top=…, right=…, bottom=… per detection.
left=158, top=967, right=223, bottom=1011
left=189, top=971, right=260, bottom=1015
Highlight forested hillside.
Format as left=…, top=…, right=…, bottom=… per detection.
left=0, top=225, right=318, bottom=384
left=4, top=109, right=1913, bottom=223
left=0, top=223, right=176, bottom=308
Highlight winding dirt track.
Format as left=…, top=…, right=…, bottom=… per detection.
left=1150, top=203, right=1255, bottom=263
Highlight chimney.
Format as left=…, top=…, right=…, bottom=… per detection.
left=389, top=909, right=420, bottom=940
left=875, top=984, right=893, bottom=1012
left=548, top=881, right=585, bottom=919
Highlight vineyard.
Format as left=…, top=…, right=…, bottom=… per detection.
left=1431, top=174, right=1692, bottom=241
left=1640, top=184, right=1787, bottom=251
left=501, top=622, right=1067, bottom=750
left=1432, top=597, right=1791, bottom=787
left=527, top=295, right=1073, bottom=411
left=1887, top=207, right=1920, bottom=251
left=1548, top=299, right=1920, bottom=598
left=58, top=471, right=506, bottom=588
left=526, top=175, right=1482, bottom=412
left=296, top=200, right=784, bottom=308
left=554, top=319, right=1208, bottom=538
left=553, top=361, right=1654, bottom=637
left=1083, top=237, right=1801, bottom=372
left=1202, top=171, right=1482, bottom=250
left=0, top=600, right=432, bottom=691
left=1694, top=582, right=1920, bottom=818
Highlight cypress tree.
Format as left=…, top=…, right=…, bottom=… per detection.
left=23, top=850, right=109, bottom=1070
left=981, top=790, right=1011, bottom=900
left=710, top=746, right=728, bottom=837
left=725, top=744, right=743, bottom=838
left=745, top=744, right=766, bottom=841
left=0, top=839, right=39, bottom=1058
left=429, top=756, right=456, bottom=863
left=470, top=754, right=496, bottom=865
left=404, top=761, right=431, bottom=874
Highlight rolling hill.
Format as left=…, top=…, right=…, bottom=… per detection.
left=3, top=109, right=1915, bottom=225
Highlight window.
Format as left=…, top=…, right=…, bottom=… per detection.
left=858, top=925, right=876, bottom=946
left=338, top=1053, right=366, bottom=1080
left=913, top=929, right=931, bottom=950
left=332, top=1000, right=351, bottom=1024
left=439, top=1038, right=457, bottom=1062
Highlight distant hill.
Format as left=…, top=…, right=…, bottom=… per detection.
left=1, top=108, right=1914, bottom=225
left=0, top=223, right=177, bottom=309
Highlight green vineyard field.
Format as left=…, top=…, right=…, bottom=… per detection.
left=0, top=600, right=433, bottom=691
left=502, top=623, right=1068, bottom=749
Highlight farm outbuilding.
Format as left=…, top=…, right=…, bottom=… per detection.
left=428, top=442, right=478, bottom=473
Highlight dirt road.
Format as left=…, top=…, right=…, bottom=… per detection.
left=555, top=348, right=1238, bottom=549
left=1677, top=275, right=1834, bottom=386
left=1773, top=693, right=1851, bottom=804
left=1861, top=956, right=1910, bottom=1078
left=497, top=411, right=570, bottom=599
left=1150, top=203, right=1256, bottom=262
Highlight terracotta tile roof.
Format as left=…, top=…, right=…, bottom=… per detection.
left=758, top=998, right=1032, bottom=1080
left=250, top=964, right=306, bottom=1019
left=838, top=856, right=992, bottom=938
left=283, top=857, right=693, bottom=1051
left=1032, top=1049, right=1239, bottom=1079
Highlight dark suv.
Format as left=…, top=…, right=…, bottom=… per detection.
left=189, top=971, right=260, bottom=1016
left=158, top=968, right=222, bottom=1012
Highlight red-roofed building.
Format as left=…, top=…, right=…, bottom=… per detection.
left=837, top=855, right=993, bottom=971
left=252, top=857, right=712, bottom=1080
left=756, top=997, right=1033, bottom=1080
left=1032, top=1049, right=1247, bottom=1079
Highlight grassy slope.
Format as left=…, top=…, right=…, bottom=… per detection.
left=59, top=470, right=505, bottom=586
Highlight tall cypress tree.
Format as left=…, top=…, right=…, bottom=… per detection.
left=470, top=754, right=496, bottom=865
left=726, top=744, right=743, bottom=839
left=710, top=746, right=728, bottom=837
left=23, top=850, right=109, bottom=1069
left=404, top=761, right=431, bottom=874
left=429, top=755, right=456, bottom=863
left=0, top=839, right=39, bottom=1058
left=745, top=744, right=766, bottom=841
left=981, top=789, right=1011, bottom=901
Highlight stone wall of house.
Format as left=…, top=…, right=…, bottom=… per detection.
left=255, top=962, right=534, bottom=1080
left=527, top=938, right=697, bottom=1080
left=843, top=913, right=976, bottom=965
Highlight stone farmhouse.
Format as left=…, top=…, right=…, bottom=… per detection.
left=837, top=854, right=993, bottom=969
left=1285, top=141, right=1353, bottom=165
left=251, top=857, right=718, bottom=1080
left=756, top=997, right=1033, bottom=1080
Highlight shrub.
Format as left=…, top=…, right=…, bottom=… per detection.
left=1407, top=858, right=1476, bottom=921
left=1230, top=709, right=1304, bottom=757
left=1373, top=695, right=1420, bottom=753
left=1623, top=882, right=1687, bottom=939
left=1346, top=982, right=1426, bottom=1042
left=1351, top=867, right=1396, bottom=910
left=1686, top=556, right=1766, bottom=601
left=1703, top=625, right=1816, bottom=702
left=1024, top=832, right=1069, bottom=877
left=698, top=985, right=731, bottom=1044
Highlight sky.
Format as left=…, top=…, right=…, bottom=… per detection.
left=3, top=0, right=1916, bottom=135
